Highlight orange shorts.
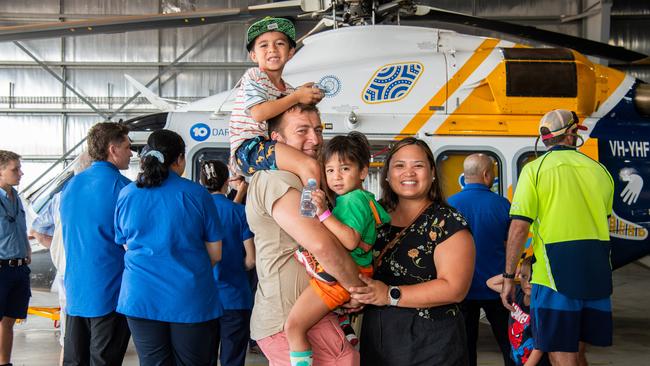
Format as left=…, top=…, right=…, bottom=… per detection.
left=309, top=265, right=373, bottom=310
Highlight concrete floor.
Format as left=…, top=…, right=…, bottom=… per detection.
left=9, top=262, right=650, bottom=365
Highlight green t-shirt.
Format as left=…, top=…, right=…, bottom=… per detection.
left=510, top=147, right=614, bottom=299
left=332, top=189, right=391, bottom=267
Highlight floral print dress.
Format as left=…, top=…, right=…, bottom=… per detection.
left=373, top=203, right=469, bottom=319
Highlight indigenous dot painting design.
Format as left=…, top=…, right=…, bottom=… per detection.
left=362, top=62, right=423, bottom=104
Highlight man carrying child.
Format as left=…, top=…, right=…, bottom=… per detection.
left=246, top=104, right=363, bottom=366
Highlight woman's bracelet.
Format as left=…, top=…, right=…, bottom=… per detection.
left=318, top=209, right=332, bottom=222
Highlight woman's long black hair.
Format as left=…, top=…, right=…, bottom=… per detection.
left=379, top=137, right=447, bottom=212
left=137, top=129, right=185, bottom=188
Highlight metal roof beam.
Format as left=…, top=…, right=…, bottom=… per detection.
left=0, top=61, right=255, bottom=69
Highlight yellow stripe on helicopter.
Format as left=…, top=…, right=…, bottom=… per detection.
left=433, top=50, right=627, bottom=138
left=399, top=38, right=500, bottom=136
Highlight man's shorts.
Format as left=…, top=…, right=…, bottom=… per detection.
left=235, top=136, right=278, bottom=176
left=257, top=313, right=359, bottom=366
left=0, top=265, right=31, bottom=319
left=310, top=266, right=373, bottom=310
left=530, top=284, right=612, bottom=352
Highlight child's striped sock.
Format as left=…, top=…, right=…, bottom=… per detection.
left=290, top=350, right=313, bottom=366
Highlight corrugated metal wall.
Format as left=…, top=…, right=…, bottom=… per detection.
left=610, top=0, right=650, bottom=82
left=0, top=0, right=256, bottom=190
left=0, top=0, right=647, bottom=190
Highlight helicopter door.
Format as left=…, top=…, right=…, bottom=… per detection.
left=436, top=150, right=503, bottom=200
left=190, top=147, right=230, bottom=183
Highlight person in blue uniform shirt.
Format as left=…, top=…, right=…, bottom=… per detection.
left=0, top=150, right=30, bottom=366
left=115, top=130, right=224, bottom=366
left=448, top=153, right=514, bottom=366
left=200, top=159, right=255, bottom=366
left=59, top=123, right=133, bottom=366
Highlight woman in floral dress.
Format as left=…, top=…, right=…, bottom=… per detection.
left=349, top=137, right=475, bottom=366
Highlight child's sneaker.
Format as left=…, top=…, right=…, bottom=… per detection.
left=338, top=315, right=359, bottom=346
left=294, top=247, right=337, bottom=285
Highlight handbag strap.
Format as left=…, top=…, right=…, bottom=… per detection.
left=368, top=199, right=382, bottom=226
left=356, top=200, right=385, bottom=253
left=375, top=203, right=431, bottom=268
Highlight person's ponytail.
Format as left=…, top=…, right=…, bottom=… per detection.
left=199, top=160, right=229, bottom=193
left=136, top=130, right=185, bottom=188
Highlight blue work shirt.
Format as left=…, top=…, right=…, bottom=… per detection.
left=115, top=172, right=224, bottom=323
left=211, top=194, right=254, bottom=310
left=0, top=188, right=29, bottom=259
left=60, top=161, right=131, bottom=317
left=31, top=193, right=60, bottom=236
left=448, top=183, right=511, bottom=300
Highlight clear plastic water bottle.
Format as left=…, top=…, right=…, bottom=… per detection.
left=300, top=178, right=318, bottom=217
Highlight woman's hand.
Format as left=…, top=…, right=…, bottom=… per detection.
left=340, top=298, right=364, bottom=313
left=349, top=274, right=390, bottom=306
left=311, top=189, right=329, bottom=216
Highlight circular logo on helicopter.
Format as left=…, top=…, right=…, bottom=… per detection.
left=317, top=75, right=341, bottom=97
left=190, top=123, right=211, bottom=142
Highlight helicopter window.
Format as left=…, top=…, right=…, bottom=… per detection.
left=516, top=152, right=539, bottom=178
left=191, top=148, right=230, bottom=183
left=502, top=48, right=574, bottom=61
left=506, top=62, right=577, bottom=98
left=124, top=112, right=168, bottom=132
left=436, top=151, right=503, bottom=199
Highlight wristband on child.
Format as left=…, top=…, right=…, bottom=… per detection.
left=318, top=209, right=332, bottom=222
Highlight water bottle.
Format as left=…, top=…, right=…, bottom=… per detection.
left=300, top=178, right=318, bottom=217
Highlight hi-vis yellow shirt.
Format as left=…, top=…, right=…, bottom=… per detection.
left=510, top=146, right=614, bottom=299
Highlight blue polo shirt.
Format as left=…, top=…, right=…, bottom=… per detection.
left=0, top=188, right=29, bottom=259
left=115, top=172, right=224, bottom=323
left=448, top=183, right=511, bottom=300
left=211, top=194, right=254, bottom=310
left=60, top=161, right=131, bottom=317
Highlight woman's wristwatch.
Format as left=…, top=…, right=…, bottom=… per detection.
left=388, top=286, right=401, bottom=306
left=502, top=272, right=516, bottom=279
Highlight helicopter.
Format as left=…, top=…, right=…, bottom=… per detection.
left=11, top=0, right=649, bottom=288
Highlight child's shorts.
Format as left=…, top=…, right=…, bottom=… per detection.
left=310, top=266, right=374, bottom=310
left=235, top=136, right=278, bottom=176
left=530, top=284, right=612, bottom=352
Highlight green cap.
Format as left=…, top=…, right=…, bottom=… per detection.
left=246, top=17, right=296, bottom=51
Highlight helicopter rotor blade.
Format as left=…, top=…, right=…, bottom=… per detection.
left=405, top=5, right=647, bottom=64
left=296, top=17, right=336, bottom=46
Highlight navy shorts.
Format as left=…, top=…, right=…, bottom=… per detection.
left=530, top=284, right=612, bottom=352
left=0, top=265, right=31, bottom=319
left=235, top=136, right=278, bottom=176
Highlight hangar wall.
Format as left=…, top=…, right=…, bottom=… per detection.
left=0, top=0, right=258, bottom=189
left=0, top=0, right=647, bottom=191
